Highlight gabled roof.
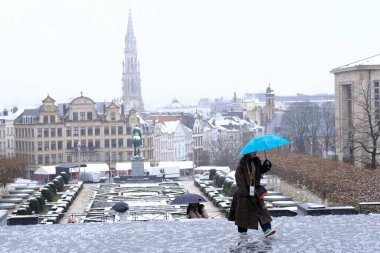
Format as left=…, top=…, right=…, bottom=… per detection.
left=331, top=54, right=380, bottom=74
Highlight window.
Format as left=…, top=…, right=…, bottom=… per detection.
left=58, top=141, right=63, bottom=150
left=80, top=127, right=86, bottom=136
left=111, top=139, right=116, bottom=148
left=51, top=154, right=56, bottom=163
left=67, top=154, right=72, bottom=163
left=118, top=139, right=123, bottom=148
left=104, top=126, right=109, bottom=135
left=37, top=128, right=42, bottom=137
left=66, top=127, right=71, bottom=136
left=118, top=126, right=123, bottom=135
left=43, top=116, right=48, bottom=123
left=80, top=112, right=85, bottom=121
left=50, top=115, right=55, bottom=123
left=73, top=112, right=78, bottom=121
left=57, top=128, right=63, bottom=137
left=111, top=112, right=116, bottom=121
left=374, top=81, right=380, bottom=121
left=44, top=141, right=49, bottom=150
left=38, top=155, right=43, bottom=164
left=38, top=142, right=42, bottom=151
left=67, top=140, right=72, bottom=149
left=119, top=152, right=124, bottom=161
left=50, top=128, right=56, bottom=137
left=87, top=112, right=93, bottom=120
left=105, top=139, right=110, bottom=148
left=58, top=154, right=63, bottom=163
left=111, top=126, right=116, bottom=135
left=44, top=128, right=49, bottom=137
left=44, top=155, right=49, bottom=164
left=95, top=127, right=100, bottom=136
left=73, top=127, right=79, bottom=136
left=88, top=140, right=94, bottom=148
left=51, top=141, right=56, bottom=150
left=87, top=126, right=93, bottom=135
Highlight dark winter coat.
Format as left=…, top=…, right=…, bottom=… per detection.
left=234, top=155, right=272, bottom=230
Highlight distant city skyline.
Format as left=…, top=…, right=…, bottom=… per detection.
left=1, top=0, right=380, bottom=111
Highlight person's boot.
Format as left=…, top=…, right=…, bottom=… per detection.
left=238, top=232, right=248, bottom=246
left=263, top=228, right=276, bottom=237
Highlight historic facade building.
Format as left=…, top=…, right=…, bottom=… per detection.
left=121, top=10, right=144, bottom=112
left=0, top=108, right=22, bottom=158
left=153, top=120, right=193, bottom=162
left=13, top=94, right=154, bottom=173
left=331, top=54, right=380, bottom=166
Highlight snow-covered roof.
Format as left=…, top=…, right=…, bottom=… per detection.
left=116, top=161, right=193, bottom=171
left=34, top=163, right=109, bottom=174
left=331, top=54, right=380, bottom=73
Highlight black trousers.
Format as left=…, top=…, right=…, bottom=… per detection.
left=238, top=219, right=271, bottom=233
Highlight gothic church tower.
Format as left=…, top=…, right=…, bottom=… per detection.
left=265, top=84, right=275, bottom=121
left=122, top=9, right=144, bottom=112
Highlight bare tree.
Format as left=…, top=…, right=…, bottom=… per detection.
left=320, top=102, right=335, bottom=157
left=282, top=102, right=332, bottom=156
left=346, top=82, right=380, bottom=168
left=304, top=103, right=321, bottom=155
left=282, top=102, right=313, bottom=154
left=197, top=149, right=210, bottom=166
left=208, top=137, right=240, bottom=169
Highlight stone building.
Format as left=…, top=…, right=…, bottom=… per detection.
left=0, top=108, right=22, bottom=157
left=153, top=120, right=193, bottom=162
left=13, top=94, right=154, bottom=176
left=192, top=111, right=204, bottom=166
left=331, top=54, right=380, bottom=166
left=121, top=10, right=144, bottom=112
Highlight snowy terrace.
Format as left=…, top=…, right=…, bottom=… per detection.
left=0, top=215, right=379, bottom=252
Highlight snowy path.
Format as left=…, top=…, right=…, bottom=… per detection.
left=1, top=215, right=380, bottom=252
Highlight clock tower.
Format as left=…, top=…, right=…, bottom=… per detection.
left=121, top=9, right=144, bottom=112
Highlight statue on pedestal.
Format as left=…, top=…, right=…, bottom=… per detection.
left=132, top=124, right=142, bottom=156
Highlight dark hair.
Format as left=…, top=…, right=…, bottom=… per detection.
left=186, top=203, right=204, bottom=216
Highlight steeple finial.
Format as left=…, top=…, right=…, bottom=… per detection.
left=127, top=8, right=134, bottom=38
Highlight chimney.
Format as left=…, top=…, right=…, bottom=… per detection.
left=3, top=108, right=8, bottom=116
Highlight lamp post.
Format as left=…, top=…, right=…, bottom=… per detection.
left=108, top=152, right=111, bottom=183
left=77, top=143, right=81, bottom=181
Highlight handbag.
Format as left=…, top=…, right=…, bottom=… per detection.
left=254, top=185, right=268, bottom=201
left=227, top=191, right=237, bottom=221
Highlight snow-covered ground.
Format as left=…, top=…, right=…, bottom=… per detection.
left=1, top=214, right=380, bottom=252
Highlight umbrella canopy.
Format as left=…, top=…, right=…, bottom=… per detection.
left=111, top=202, right=129, bottom=213
left=240, top=134, right=291, bottom=155
left=171, top=193, right=206, bottom=205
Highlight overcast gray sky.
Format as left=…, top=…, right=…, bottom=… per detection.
left=1, top=0, right=380, bottom=111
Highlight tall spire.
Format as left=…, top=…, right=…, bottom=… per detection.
left=126, top=8, right=135, bottom=40
left=122, top=9, right=144, bottom=112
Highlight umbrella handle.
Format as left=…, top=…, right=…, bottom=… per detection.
left=264, top=150, right=267, bottom=158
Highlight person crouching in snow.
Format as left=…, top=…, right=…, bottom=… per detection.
left=186, top=203, right=209, bottom=219
left=233, top=151, right=275, bottom=241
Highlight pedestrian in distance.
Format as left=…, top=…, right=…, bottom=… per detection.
left=230, top=151, right=275, bottom=242
left=162, top=169, right=166, bottom=182
left=186, top=203, right=209, bottom=219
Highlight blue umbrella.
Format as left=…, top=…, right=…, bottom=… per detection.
left=171, top=193, right=206, bottom=205
left=240, top=134, right=291, bottom=155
